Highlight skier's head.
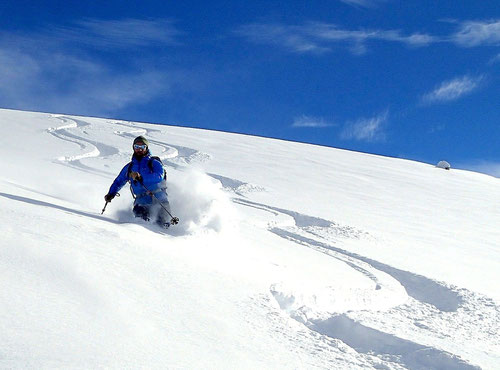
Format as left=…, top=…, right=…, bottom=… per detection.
left=133, top=136, right=149, bottom=157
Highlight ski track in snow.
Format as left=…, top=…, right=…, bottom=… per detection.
left=309, top=315, right=479, bottom=370
left=50, top=116, right=221, bottom=175
left=105, top=119, right=212, bottom=166
left=209, top=174, right=266, bottom=196
left=43, top=116, right=498, bottom=369
left=54, top=117, right=118, bottom=157
left=49, top=115, right=263, bottom=196
left=47, top=116, right=120, bottom=176
left=233, top=198, right=498, bottom=369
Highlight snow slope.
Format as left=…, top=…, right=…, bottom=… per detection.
left=0, top=108, right=499, bottom=369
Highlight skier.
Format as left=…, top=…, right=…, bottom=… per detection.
left=104, top=136, right=177, bottom=228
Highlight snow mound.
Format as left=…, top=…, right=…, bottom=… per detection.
left=270, top=278, right=407, bottom=324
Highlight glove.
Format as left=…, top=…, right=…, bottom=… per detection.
left=104, top=193, right=116, bottom=202
left=130, top=171, right=143, bottom=183
left=171, top=217, right=179, bottom=225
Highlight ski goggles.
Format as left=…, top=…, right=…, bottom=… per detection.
left=133, top=144, right=147, bottom=150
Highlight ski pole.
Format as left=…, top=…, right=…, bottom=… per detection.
left=101, top=201, right=109, bottom=215
left=101, top=193, right=119, bottom=215
left=138, top=181, right=179, bottom=224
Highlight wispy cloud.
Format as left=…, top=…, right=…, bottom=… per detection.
left=306, top=23, right=435, bottom=49
left=236, top=18, right=500, bottom=56
left=489, top=53, right=500, bottom=64
left=451, top=19, right=500, bottom=47
left=421, top=75, right=483, bottom=104
left=0, top=18, right=187, bottom=116
left=0, top=46, right=174, bottom=115
left=44, top=18, right=181, bottom=50
left=292, top=115, right=334, bottom=128
left=341, top=111, right=388, bottom=142
left=235, top=24, right=331, bottom=54
left=235, top=22, right=435, bottom=55
left=339, top=0, right=387, bottom=8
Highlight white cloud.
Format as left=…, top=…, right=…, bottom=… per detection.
left=47, top=18, right=181, bottom=49
left=236, top=19, right=500, bottom=56
left=0, top=46, right=173, bottom=115
left=235, top=24, right=331, bottom=54
left=341, top=111, right=388, bottom=142
left=0, top=18, right=192, bottom=116
left=451, top=19, right=500, bottom=47
left=489, top=53, right=500, bottom=64
left=421, top=75, right=483, bottom=104
left=307, top=23, right=435, bottom=48
left=403, top=33, right=437, bottom=46
left=339, top=0, right=386, bottom=8
left=292, top=115, right=333, bottom=128
left=236, top=22, right=434, bottom=55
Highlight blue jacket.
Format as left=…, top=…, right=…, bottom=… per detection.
left=108, top=152, right=168, bottom=205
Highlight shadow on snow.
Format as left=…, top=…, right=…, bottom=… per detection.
left=309, top=314, right=479, bottom=370
left=0, top=192, right=120, bottom=225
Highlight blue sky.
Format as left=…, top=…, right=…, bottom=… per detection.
left=1, top=0, right=499, bottom=176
